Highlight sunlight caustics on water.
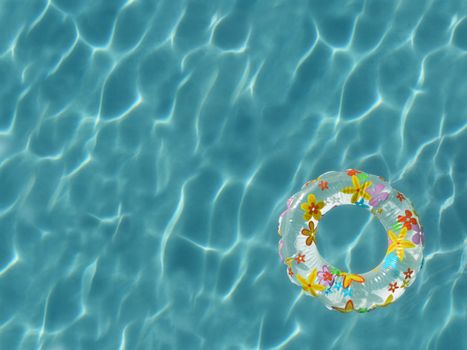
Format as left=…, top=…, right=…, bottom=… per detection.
left=0, top=0, right=466, bottom=349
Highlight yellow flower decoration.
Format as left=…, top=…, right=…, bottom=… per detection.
left=387, top=226, right=416, bottom=261
left=296, top=268, right=326, bottom=297
left=300, top=194, right=325, bottom=221
left=341, top=175, right=372, bottom=203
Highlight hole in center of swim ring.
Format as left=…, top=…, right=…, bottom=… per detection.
left=316, top=205, right=387, bottom=274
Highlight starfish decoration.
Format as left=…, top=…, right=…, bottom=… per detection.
left=341, top=175, right=372, bottom=203
left=296, top=269, right=326, bottom=297
left=387, top=227, right=416, bottom=261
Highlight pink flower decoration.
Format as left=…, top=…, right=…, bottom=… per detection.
left=280, top=196, right=295, bottom=219
left=278, top=240, right=284, bottom=261
left=317, top=265, right=335, bottom=287
left=367, top=183, right=389, bottom=207
left=411, top=224, right=424, bottom=245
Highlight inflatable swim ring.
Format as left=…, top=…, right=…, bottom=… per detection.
left=278, top=170, right=424, bottom=313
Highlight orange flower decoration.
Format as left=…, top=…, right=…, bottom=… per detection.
left=295, top=254, right=305, bottom=264
left=318, top=180, right=329, bottom=190
left=388, top=282, right=399, bottom=293
left=346, top=169, right=361, bottom=176
left=397, top=210, right=417, bottom=230
left=300, top=194, right=325, bottom=221
left=403, top=268, right=413, bottom=279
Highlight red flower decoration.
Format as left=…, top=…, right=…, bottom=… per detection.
left=397, top=210, right=418, bottom=230
left=403, top=268, right=413, bottom=279
left=295, top=254, right=305, bottom=264
left=346, top=169, right=361, bottom=176
left=396, top=192, right=405, bottom=202
left=288, top=267, right=294, bottom=276
left=322, top=271, right=333, bottom=283
left=388, top=282, right=399, bottom=293
left=318, top=180, right=329, bottom=190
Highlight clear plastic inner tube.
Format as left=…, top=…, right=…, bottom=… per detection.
left=278, top=170, right=424, bottom=313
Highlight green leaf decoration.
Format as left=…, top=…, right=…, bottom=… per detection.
left=357, top=172, right=368, bottom=182
left=330, top=267, right=342, bottom=275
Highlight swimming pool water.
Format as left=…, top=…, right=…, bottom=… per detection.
left=0, top=0, right=466, bottom=349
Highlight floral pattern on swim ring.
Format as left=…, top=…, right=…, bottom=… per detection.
left=278, top=170, right=424, bottom=313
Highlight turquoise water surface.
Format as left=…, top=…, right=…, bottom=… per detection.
left=0, top=0, right=466, bottom=349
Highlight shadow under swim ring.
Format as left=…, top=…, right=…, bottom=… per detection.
left=278, top=170, right=424, bottom=313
